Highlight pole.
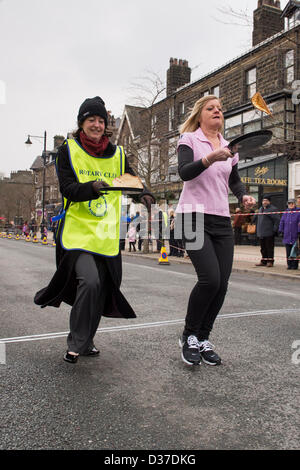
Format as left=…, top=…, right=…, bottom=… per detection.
left=42, top=131, right=47, bottom=225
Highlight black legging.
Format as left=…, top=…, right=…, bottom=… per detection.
left=183, top=214, right=234, bottom=340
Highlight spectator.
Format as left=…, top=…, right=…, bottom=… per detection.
left=278, top=199, right=300, bottom=270
left=22, top=221, right=29, bottom=237
left=233, top=208, right=244, bottom=245
left=127, top=224, right=137, bottom=252
left=253, top=196, right=280, bottom=267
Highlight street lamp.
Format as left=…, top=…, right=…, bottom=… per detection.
left=25, top=131, right=47, bottom=225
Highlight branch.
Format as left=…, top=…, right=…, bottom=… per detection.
left=212, top=5, right=252, bottom=28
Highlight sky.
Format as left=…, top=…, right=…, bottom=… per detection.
left=0, top=0, right=290, bottom=177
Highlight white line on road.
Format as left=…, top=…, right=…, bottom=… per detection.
left=124, top=262, right=300, bottom=299
left=1, top=308, right=299, bottom=344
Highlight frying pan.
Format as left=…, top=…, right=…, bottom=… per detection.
left=98, top=187, right=144, bottom=195
left=228, top=129, right=273, bottom=155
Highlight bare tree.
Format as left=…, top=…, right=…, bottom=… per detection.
left=126, top=71, right=166, bottom=190
left=212, top=5, right=253, bottom=28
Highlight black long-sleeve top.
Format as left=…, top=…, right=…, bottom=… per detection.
left=177, top=144, right=246, bottom=204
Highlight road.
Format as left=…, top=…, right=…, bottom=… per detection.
left=0, top=238, right=300, bottom=451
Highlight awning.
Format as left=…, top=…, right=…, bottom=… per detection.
left=238, top=153, right=284, bottom=170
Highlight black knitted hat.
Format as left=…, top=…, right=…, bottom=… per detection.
left=77, top=96, right=108, bottom=126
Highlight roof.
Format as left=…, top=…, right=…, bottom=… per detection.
left=281, top=0, right=300, bottom=18
left=172, top=22, right=300, bottom=98
left=30, top=155, right=43, bottom=170
left=125, top=105, right=144, bottom=137
left=116, top=105, right=145, bottom=142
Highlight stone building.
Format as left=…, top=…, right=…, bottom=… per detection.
left=0, top=170, right=34, bottom=229
left=116, top=0, right=300, bottom=210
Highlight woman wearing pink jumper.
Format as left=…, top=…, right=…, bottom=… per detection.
left=177, top=95, right=256, bottom=366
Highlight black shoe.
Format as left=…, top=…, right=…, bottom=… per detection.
left=82, top=347, right=100, bottom=356
left=63, top=351, right=79, bottom=363
left=179, top=335, right=201, bottom=366
left=198, top=340, right=221, bottom=366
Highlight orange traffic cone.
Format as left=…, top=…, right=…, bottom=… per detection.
left=26, top=235, right=31, bottom=242
left=158, top=246, right=170, bottom=265
left=33, top=235, right=38, bottom=243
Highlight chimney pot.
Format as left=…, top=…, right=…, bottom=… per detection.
left=166, top=57, right=191, bottom=96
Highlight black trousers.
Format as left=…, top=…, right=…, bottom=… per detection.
left=234, top=227, right=242, bottom=245
left=259, top=236, right=275, bottom=265
left=67, top=252, right=108, bottom=354
left=182, top=214, right=234, bottom=340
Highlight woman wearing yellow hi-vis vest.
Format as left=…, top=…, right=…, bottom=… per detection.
left=34, top=96, right=154, bottom=363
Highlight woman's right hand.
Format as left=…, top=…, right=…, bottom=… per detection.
left=92, top=180, right=110, bottom=195
left=210, top=148, right=234, bottom=163
left=202, top=148, right=233, bottom=167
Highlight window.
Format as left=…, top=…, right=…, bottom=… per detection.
left=285, top=50, right=294, bottom=84
left=151, top=114, right=157, bottom=136
left=225, top=98, right=293, bottom=145
left=243, top=109, right=261, bottom=123
left=179, top=102, right=185, bottom=115
left=168, top=137, right=178, bottom=166
left=169, top=106, right=175, bottom=131
left=225, top=114, right=242, bottom=128
left=246, top=68, right=256, bottom=99
left=203, top=90, right=210, bottom=96
left=287, top=10, right=300, bottom=29
left=212, top=85, right=220, bottom=98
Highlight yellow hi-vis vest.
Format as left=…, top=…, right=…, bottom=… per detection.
left=60, top=139, right=125, bottom=257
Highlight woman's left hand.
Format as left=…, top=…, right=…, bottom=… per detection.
left=242, top=195, right=256, bottom=211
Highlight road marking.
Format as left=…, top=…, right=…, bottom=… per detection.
left=124, top=262, right=300, bottom=298
left=1, top=309, right=299, bottom=344
left=123, top=261, right=196, bottom=279
left=229, top=282, right=300, bottom=299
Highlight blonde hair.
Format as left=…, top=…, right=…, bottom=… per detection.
left=179, top=95, right=224, bottom=134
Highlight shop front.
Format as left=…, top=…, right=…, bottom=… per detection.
left=229, top=154, right=288, bottom=245
left=232, top=154, right=288, bottom=211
